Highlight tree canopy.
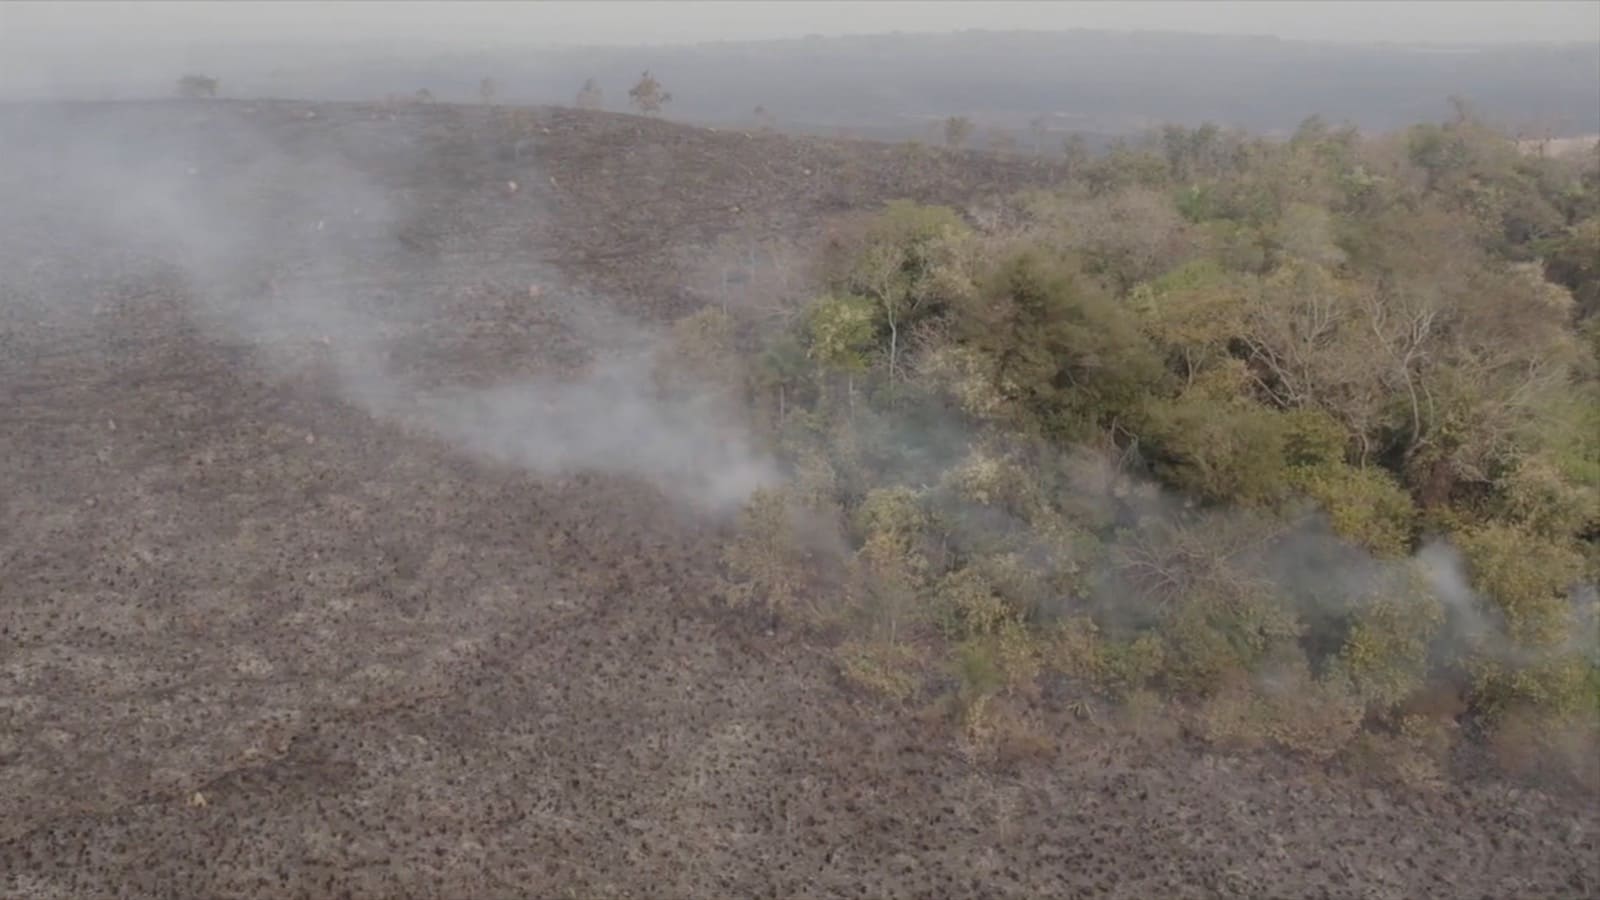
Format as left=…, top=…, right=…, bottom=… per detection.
left=712, top=109, right=1600, bottom=785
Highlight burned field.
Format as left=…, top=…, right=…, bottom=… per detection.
left=1, top=101, right=1595, bottom=898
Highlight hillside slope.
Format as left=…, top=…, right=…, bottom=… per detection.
left=1, top=101, right=1595, bottom=899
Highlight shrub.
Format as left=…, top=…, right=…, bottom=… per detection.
left=848, top=530, right=928, bottom=641
left=1262, top=667, right=1366, bottom=760
left=933, top=568, right=1013, bottom=641
left=836, top=639, right=926, bottom=702
left=853, top=485, right=929, bottom=547
left=722, top=488, right=817, bottom=617
left=1195, top=662, right=1363, bottom=760
left=1492, top=453, right=1598, bottom=541
left=1337, top=576, right=1444, bottom=709
left=1345, top=715, right=1457, bottom=790
left=1048, top=616, right=1166, bottom=697
left=1292, top=462, right=1417, bottom=557
left=1159, top=586, right=1303, bottom=694
left=1457, top=523, right=1583, bottom=650
left=1487, top=705, right=1600, bottom=791
left=661, top=307, right=743, bottom=396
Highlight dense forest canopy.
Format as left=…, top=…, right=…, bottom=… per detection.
left=692, top=109, right=1600, bottom=786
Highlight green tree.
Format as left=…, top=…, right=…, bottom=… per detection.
left=957, top=250, right=1164, bottom=439
left=805, top=293, right=877, bottom=411
left=843, top=203, right=973, bottom=388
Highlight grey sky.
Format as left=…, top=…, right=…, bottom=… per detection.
left=3, top=1, right=1597, bottom=50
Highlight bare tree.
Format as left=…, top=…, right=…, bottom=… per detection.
left=175, top=74, right=219, bottom=99
left=575, top=78, right=604, bottom=110
left=944, top=115, right=974, bottom=149
left=628, top=70, right=672, bottom=116
left=414, top=88, right=435, bottom=104
left=479, top=77, right=497, bottom=105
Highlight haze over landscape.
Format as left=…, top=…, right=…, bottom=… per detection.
left=5, top=1, right=1598, bottom=47
left=2, top=2, right=1598, bottom=898
left=4, top=1, right=1599, bottom=139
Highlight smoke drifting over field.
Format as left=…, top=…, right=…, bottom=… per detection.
left=0, top=102, right=776, bottom=512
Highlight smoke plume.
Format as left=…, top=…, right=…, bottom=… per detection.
left=0, top=101, right=776, bottom=513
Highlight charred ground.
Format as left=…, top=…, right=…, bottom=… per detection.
left=0, top=100, right=1595, bottom=898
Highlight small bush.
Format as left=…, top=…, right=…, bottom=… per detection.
left=1261, top=667, right=1366, bottom=760
left=1493, top=454, right=1598, bottom=541
left=933, top=568, right=1014, bottom=641
left=661, top=307, right=743, bottom=395
left=1486, top=706, right=1600, bottom=792
left=1160, top=584, right=1305, bottom=695
left=1457, top=523, right=1583, bottom=650
left=1345, top=714, right=1458, bottom=790
left=1048, top=616, right=1166, bottom=697
left=722, top=488, right=817, bottom=617
left=1195, top=663, right=1363, bottom=760
left=1337, top=573, right=1444, bottom=709
left=853, top=485, right=929, bottom=547
left=836, top=639, right=926, bottom=702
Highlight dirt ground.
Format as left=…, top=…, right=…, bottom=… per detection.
left=1, top=101, right=1596, bottom=899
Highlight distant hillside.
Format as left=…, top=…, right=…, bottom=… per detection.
left=9, top=30, right=1597, bottom=140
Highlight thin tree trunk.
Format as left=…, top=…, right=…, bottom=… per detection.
left=887, top=314, right=899, bottom=389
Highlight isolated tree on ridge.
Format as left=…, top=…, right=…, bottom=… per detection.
left=576, top=78, right=605, bottom=110
left=629, top=70, right=672, bottom=116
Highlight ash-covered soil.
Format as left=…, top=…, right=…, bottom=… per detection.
left=1, top=100, right=1595, bottom=899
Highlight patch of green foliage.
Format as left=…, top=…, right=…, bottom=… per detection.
left=718, top=114, right=1600, bottom=780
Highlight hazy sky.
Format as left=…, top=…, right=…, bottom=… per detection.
left=4, top=0, right=1598, bottom=50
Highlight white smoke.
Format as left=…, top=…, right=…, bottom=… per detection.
left=0, top=101, right=777, bottom=513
